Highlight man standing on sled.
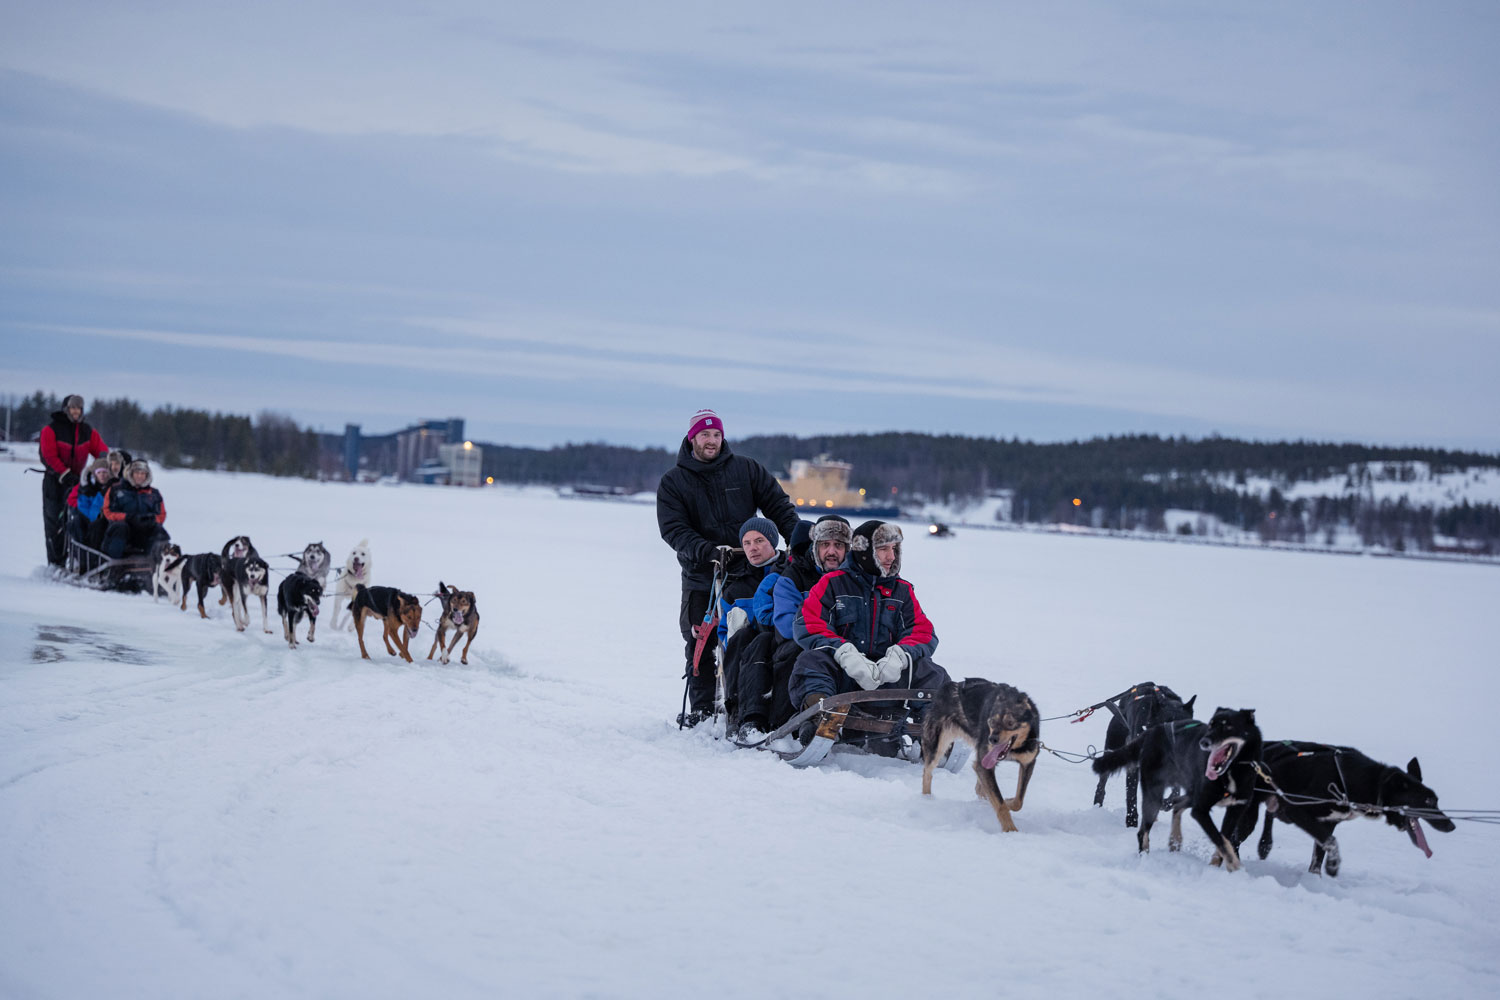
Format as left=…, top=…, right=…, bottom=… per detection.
left=790, top=519, right=950, bottom=740
left=38, top=394, right=108, bottom=568
left=657, top=409, right=798, bottom=726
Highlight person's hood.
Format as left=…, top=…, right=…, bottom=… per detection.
left=123, top=459, right=153, bottom=488
left=849, top=519, right=903, bottom=579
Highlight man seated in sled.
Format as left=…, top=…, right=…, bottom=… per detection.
left=718, top=517, right=788, bottom=736
left=102, top=459, right=170, bottom=559
left=733, top=515, right=851, bottom=734
left=67, top=457, right=117, bottom=550
left=790, top=519, right=950, bottom=743
left=772, top=515, right=850, bottom=642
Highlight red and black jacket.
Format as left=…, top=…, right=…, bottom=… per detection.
left=793, top=561, right=937, bottom=661
left=39, top=411, right=108, bottom=478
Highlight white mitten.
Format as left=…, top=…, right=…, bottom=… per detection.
left=876, top=645, right=912, bottom=684
left=834, top=642, right=880, bottom=691
left=725, top=606, right=750, bottom=639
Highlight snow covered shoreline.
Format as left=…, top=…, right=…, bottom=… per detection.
left=2, top=462, right=1497, bottom=999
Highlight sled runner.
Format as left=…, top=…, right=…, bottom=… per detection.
left=735, top=688, right=971, bottom=771
left=62, top=535, right=155, bottom=591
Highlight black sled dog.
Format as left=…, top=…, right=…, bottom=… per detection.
left=277, top=572, right=324, bottom=649
left=220, top=536, right=272, bottom=634
left=1091, top=682, right=1197, bottom=827
left=921, top=679, right=1041, bottom=833
left=177, top=552, right=223, bottom=619
left=1241, top=740, right=1454, bottom=877
left=1092, top=707, right=1262, bottom=870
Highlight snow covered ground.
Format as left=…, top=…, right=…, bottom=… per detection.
left=3, top=461, right=1498, bottom=999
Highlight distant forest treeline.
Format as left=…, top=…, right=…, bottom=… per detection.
left=7, top=391, right=327, bottom=478
left=9, top=392, right=1499, bottom=551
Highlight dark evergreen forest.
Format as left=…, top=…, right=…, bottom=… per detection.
left=9, top=391, right=1498, bottom=552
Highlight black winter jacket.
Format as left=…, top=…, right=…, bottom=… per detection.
left=657, top=439, right=799, bottom=590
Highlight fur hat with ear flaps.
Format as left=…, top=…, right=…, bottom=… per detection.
left=124, top=459, right=153, bottom=488
left=809, top=514, right=852, bottom=547
left=850, top=519, right=903, bottom=578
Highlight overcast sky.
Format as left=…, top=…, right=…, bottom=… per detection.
left=3, top=1, right=1497, bottom=451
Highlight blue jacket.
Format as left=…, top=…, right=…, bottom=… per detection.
left=76, top=485, right=107, bottom=522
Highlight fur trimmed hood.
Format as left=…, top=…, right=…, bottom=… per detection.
left=124, top=459, right=153, bottom=488
left=850, top=519, right=903, bottom=578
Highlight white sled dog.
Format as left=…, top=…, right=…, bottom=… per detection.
left=331, top=539, right=373, bottom=631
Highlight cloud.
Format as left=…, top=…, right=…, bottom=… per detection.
left=17, top=314, right=1484, bottom=448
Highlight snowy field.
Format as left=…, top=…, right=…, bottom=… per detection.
left=3, top=461, right=1499, bottom=1000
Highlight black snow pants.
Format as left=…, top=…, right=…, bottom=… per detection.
left=42, top=473, right=67, bottom=567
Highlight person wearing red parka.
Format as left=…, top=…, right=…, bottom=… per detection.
left=38, top=394, right=108, bottom=567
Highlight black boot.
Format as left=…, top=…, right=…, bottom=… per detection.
left=795, top=693, right=823, bottom=745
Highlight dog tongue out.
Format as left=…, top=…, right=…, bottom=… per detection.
left=981, top=737, right=1013, bottom=770
left=1408, top=818, right=1433, bottom=858
left=1205, top=743, right=1234, bottom=780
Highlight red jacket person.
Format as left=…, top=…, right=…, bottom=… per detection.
left=38, top=394, right=108, bottom=567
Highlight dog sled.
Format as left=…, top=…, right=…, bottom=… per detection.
left=735, top=688, right=972, bottom=771
left=62, top=535, right=155, bottom=591
left=685, top=544, right=970, bottom=771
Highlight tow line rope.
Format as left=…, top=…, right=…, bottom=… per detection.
left=1040, top=684, right=1159, bottom=724
left=1037, top=741, right=1099, bottom=763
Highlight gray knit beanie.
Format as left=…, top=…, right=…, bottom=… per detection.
left=739, top=516, right=780, bottom=549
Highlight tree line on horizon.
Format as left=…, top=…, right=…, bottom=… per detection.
left=8, top=391, right=1498, bottom=552
left=6, top=391, right=328, bottom=479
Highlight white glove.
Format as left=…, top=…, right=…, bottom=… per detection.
left=834, top=642, right=880, bottom=691
left=725, top=606, right=750, bottom=639
left=875, top=645, right=911, bottom=684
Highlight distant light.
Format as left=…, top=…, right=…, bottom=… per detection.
left=463, top=440, right=473, bottom=450
left=928, top=524, right=939, bottom=534
left=485, top=476, right=493, bottom=485
left=796, top=498, right=805, bottom=506
left=825, top=500, right=834, bottom=508
left=858, top=488, right=866, bottom=496
left=1073, top=498, right=1082, bottom=506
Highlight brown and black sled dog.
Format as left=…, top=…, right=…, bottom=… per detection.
left=427, top=581, right=479, bottom=665
left=921, top=678, right=1041, bottom=833
left=350, top=584, right=423, bottom=663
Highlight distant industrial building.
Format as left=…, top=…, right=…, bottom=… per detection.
left=333, top=417, right=483, bottom=484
